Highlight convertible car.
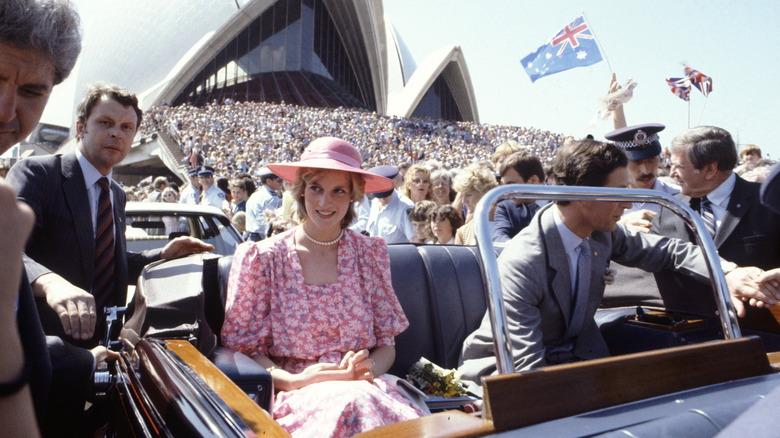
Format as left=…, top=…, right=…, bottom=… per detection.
left=98, top=185, right=780, bottom=437
left=125, top=202, right=243, bottom=256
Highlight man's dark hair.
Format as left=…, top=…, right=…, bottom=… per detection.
left=0, top=0, right=82, bottom=84
left=76, top=82, right=143, bottom=130
left=498, top=151, right=545, bottom=182
left=216, top=176, right=229, bottom=196
left=260, top=174, right=279, bottom=185
left=234, top=172, right=256, bottom=195
left=551, top=139, right=628, bottom=205
left=670, top=126, right=738, bottom=171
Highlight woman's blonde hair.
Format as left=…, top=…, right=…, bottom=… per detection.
left=453, top=162, right=498, bottom=195
left=402, top=164, right=432, bottom=201
left=292, top=168, right=365, bottom=228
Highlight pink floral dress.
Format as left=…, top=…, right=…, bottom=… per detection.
left=222, top=228, right=426, bottom=437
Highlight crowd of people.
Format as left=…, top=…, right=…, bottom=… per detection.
left=134, top=99, right=573, bottom=247
left=133, top=97, right=777, bottom=253
left=140, top=100, right=565, bottom=179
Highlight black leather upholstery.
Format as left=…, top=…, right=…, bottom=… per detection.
left=388, top=245, right=489, bottom=377
left=204, top=244, right=493, bottom=379
left=202, top=255, right=272, bottom=410
left=210, top=346, right=273, bottom=410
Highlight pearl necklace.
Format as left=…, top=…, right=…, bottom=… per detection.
left=303, top=227, right=343, bottom=246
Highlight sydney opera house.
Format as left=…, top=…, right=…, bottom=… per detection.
left=33, top=0, right=478, bottom=180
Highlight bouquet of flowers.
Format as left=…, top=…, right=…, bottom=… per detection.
left=406, top=357, right=467, bottom=398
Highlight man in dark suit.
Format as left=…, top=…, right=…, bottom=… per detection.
left=0, top=1, right=82, bottom=435
left=653, top=126, right=780, bottom=321
left=7, top=83, right=213, bottom=436
left=459, top=139, right=768, bottom=395
left=9, top=83, right=213, bottom=347
left=491, top=151, right=545, bottom=243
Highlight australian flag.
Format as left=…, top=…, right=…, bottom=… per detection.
left=521, top=16, right=603, bottom=83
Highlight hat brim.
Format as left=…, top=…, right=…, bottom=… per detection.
left=268, top=159, right=394, bottom=194
left=624, top=143, right=662, bottom=162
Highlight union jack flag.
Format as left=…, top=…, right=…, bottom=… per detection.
left=666, top=77, right=691, bottom=101
left=521, top=16, right=603, bottom=83
left=551, top=17, right=596, bottom=56
left=684, top=65, right=713, bottom=96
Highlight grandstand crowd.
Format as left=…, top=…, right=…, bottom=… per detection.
left=132, top=99, right=774, bottom=246
left=140, top=100, right=564, bottom=178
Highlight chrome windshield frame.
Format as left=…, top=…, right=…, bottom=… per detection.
left=473, top=184, right=741, bottom=375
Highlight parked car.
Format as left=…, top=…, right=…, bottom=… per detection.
left=125, top=202, right=243, bottom=256
left=100, top=187, right=780, bottom=437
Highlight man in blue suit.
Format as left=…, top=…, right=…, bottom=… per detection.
left=491, top=150, right=545, bottom=243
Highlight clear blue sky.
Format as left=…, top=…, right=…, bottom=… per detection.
left=38, top=1, right=779, bottom=160
left=384, top=0, right=780, bottom=159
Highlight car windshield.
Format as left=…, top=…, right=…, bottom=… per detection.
left=125, top=211, right=242, bottom=256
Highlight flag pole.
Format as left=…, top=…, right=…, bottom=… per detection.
left=697, top=95, right=708, bottom=126
left=582, top=11, right=612, bottom=74
left=687, top=100, right=691, bottom=128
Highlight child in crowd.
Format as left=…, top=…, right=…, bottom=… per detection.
left=407, top=201, right=436, bottom=243
left=430, top=204, right=463, bottom=244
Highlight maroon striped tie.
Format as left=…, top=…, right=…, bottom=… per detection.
left=94, top=177, right=115, bottom=298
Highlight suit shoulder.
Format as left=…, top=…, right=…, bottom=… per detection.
left=9, top=154, right=60, bottom=173
left=6, top=155, right=63, bottom=192
left=734, top=174, right=761, bottom=190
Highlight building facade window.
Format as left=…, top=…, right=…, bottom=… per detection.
left=174, top=0, right=371, bottom=110
left=411, top=74, right=463, bottom=122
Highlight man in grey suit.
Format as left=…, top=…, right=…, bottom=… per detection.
left=459, top=139, right=768, bottom=395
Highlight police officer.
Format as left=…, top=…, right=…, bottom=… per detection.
left=180, top=167, right=201, bottom=205
left=198, top=166, right=226, bottom=209
left=605, top=123, right=680, bottom=231
left=245, top=167, right=283, bottom=241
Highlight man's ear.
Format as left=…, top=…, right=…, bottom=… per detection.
left=702, top=162, right=719, bottom=179
left=75, top=121, right=85, bottom=139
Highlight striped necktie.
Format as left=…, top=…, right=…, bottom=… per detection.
left=93, top=177, right=115, bottom=299
left=692, top=197, right=717, bottom=237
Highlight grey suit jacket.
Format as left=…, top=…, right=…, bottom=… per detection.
left=7, top=152, right=160, bottom=346
left=459, top=205, right=713, bottom=394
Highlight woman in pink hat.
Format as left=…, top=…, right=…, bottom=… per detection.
left=221, top=137, right=426, bottom=437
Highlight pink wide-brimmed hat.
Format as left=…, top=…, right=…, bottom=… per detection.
left=268, top=137, right=394, bottom=194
